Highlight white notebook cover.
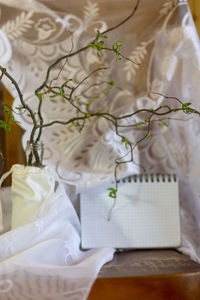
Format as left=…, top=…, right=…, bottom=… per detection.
left=80, top=174, right=181, bottom=249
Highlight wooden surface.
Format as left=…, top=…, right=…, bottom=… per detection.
left=88, top=250, right=200, bottom=300
left=1, top=87, right=25, bottom=184
left=188, top=0, right=200, bottom=36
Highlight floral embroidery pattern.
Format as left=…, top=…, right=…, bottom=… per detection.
left=124, top=42, right=147, bottom=80
left=160, top=0, right=179, bottom=15
left=83, top=0, right=99, bottom=26
left=1, top=11, right=33, bottom=40
left=35, top=17, right=56, bottom=41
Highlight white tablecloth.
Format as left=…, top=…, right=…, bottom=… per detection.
left=0, top=183, right=115, bottom=300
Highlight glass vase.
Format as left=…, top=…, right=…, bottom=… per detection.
left=25, top=141, right=44, bottom=167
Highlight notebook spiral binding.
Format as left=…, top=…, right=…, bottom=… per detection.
left=119, top=174, right=177, bottom=183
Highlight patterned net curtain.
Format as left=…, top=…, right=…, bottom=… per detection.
left=0, top=0, right=200, bottom=190
left=0, top=1, right=200, bottom=299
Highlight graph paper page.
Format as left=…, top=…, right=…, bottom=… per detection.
left=80, top=175, right=181, bottom=249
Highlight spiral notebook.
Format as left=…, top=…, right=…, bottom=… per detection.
left=80, top=174, right=181, bottom=249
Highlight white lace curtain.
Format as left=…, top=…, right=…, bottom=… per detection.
left=1, top=0, right=199, bottom=187
left=0, top=1, right=200, bottom=299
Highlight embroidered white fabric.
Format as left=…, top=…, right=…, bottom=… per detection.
left=10, top=165, right=58, bottom=229
left=0, top=168, right=115, bottom=300
left=0, top=0, right=200, bottom=298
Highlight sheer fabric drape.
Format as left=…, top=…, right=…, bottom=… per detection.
left=0, top=0, right=200, bottom=299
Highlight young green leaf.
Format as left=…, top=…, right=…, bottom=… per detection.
left=15, top=106, right=24, bottom=111
left=8, top=112, right=15, bottom=123
left=146, top=132, right=151, bottom=138
left=135, top=121, right=146, bottom=128
left=161, top=120, right=168, bottom=127
left=87, top=43, right=95, bottom=48
left=3, top=106, right=9, bottom=113
left=50, top=94, right=60, bottom=98
left=112, top=40, right=123, bottom=61
left=182, top=102, right=191, bottom=108
left=121, top=137, right=130, bottom=149
left=59, top=88, right=65, bottom=102
left=104, top=80, right=115, bottom=95
left=96, top=109, right=102, bottom=116
left=3, top=106, right=16, bottom=123
left=85, top=113, right=91, bottom=121
left=107, top=187, right=117, bottom=199
left=0, top=120, right=10, bottom=132
left=37, top=94, right=43, bottom=101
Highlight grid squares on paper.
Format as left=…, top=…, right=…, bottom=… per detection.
left=80, top=176, right=181, bottom=249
